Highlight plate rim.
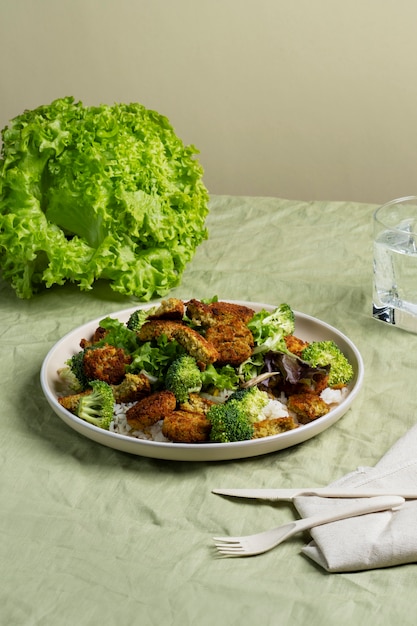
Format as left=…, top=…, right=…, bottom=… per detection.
left=40, top=300, right=364, bottom=461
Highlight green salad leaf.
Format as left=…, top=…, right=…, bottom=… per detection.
left=0, top=97, right=209, bottom=299
left=248, top=303, right=295, bottom=353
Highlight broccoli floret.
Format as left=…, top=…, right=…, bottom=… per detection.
left=227, top=386, right=270, bottom=421
left=76, top=380, right=115, bottom=429
left=301, top=341, right=354, bottom=387
left=57, top=365, right=84, bottom=393
left=207, top=387, right=269, bottom=443
left=164, top=355, right=202, bottom=403
left=248, top=303, right=295, bottom=353
left=65, top=350, right=89, bottom=390
left=126, top=309, right=151, bottom=332
left=207, top=402, right=254, bottom=443
left=266, top=303, right=295, bottom=336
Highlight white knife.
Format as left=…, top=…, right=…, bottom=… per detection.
left=212, top=487, right=417, bottom=501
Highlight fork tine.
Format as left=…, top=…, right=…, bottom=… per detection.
left=215, top=543, right=261, bottom=557
left=212, top=536, right=241, bottom=543
left=217, top=546, right=245, bottom=556
left=214, top=541, right=246, bottom=553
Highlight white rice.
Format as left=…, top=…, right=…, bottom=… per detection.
left=261, top=398, right=290, bottom=420
left=320, top=386, right=349, bottom=406
left=110, top=402, right=170, bottom=442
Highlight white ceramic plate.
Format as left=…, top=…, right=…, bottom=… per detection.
left=40, top=301, right=364, bottom=462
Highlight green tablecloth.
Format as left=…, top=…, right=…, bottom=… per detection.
left=3, top=195, right=417, bottom=625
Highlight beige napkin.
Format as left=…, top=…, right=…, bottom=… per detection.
left=293, top=424, right=417, bottom=572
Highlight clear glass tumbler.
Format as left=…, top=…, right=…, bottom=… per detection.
left=373, top=195, right=417, bottom=332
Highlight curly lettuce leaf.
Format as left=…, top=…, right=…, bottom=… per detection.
left=0, top=97, right=209, bottom=299
left=248, top=303, right=295, bottom=353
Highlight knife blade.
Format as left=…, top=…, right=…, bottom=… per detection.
left=212, top=488, right=417, bottom=501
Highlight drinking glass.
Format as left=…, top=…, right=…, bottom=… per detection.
left=373, top=196, right=417, bottom=332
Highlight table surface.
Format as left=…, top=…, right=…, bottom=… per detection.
left=3, top=194, right=417, bottom=625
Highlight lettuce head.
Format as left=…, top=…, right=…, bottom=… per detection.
left=0, top=97, right=209, bottom=299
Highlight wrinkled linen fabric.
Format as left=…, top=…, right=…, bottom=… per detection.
left=5, top=195, right=417, bottom=625
left=294, top=424, right=417, bottom=572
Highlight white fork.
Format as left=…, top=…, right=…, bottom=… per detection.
left=213, top=495, right=404, bottom=557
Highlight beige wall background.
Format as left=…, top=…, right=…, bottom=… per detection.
left=1, top=0, right=417, bottom=203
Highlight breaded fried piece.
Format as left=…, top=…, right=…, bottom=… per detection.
left=138, top=320, right=219, bottom=369
left=147, top=298, right=185, bottom=320
left=310, top=372, right=330, bottom=395
left=205, top=320, right=254, bottom=345
left=83, top=344, right=132, bottom=385
left=287, top=392, right=329, bottom=424
left=179, top=393, right=215, bottom=415
left=209, top=301, right=255, bottom=324
left=252, top=416, right=298, bottom=438
left=186, top=299, right=255, bottom=327
left=205, top=320, right=254, bottom=366
left=111, top=373, right=152, bottom=404
left=285, top=334, right=309, bottom=357
left=211, top=338, right=253, bottom=367
left=58, top=390, right=91, bottom=414
left=80, top=326, right=109, bottom=349
left=126, top=390, right=177, bottom=430
left=162, top=409, right=212, bottom=443
left=184, top=299, right=216, bottom=326
left=138, top=320, right=182, bottom=342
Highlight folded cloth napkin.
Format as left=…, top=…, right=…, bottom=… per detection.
left=293, top=424, right=417, bottom=572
